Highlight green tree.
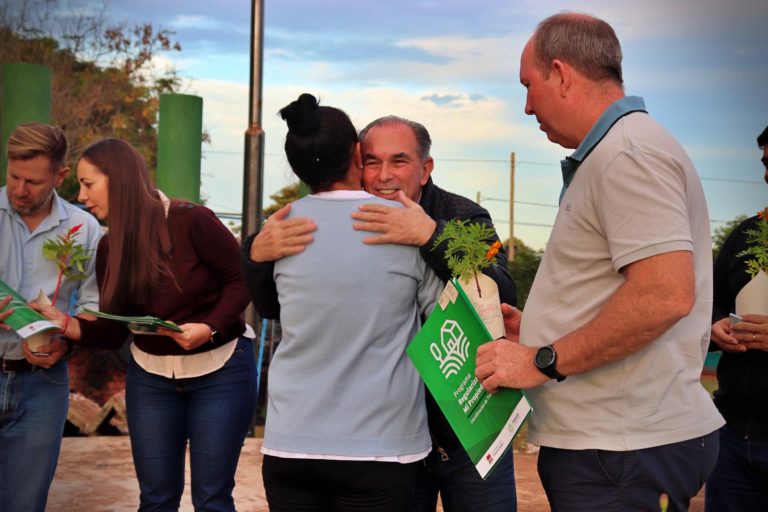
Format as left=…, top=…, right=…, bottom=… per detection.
left=0, top=0, right=183, bottom=200
left=506, top=237, right=542, bottom=309
left=712, top=214, right=748, bottom=259
left=263, top=183, right=302, bottom=217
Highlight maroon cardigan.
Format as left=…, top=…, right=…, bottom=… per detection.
left=78, top=201, right=249, bottom=356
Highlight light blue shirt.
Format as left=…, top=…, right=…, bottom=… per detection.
left=0, top=188, right=102, bottom=359
left=559, top=96, right=647, bottom=203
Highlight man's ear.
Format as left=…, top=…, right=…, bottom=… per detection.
left=551, top=59, right=571, bottom=97
left=353, top=142, right=362, bottom=169
left=420, top=156, right=434, bottom=186
left=54, top=166, right=70, bottom=187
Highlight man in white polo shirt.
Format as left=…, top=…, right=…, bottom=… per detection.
left=475, top=12, right=724, bottom=511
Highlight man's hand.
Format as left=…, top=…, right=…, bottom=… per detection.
left=732, top=314, right=768, bottom=352
left=711, top=317, right=745, bottom=353
left=501, top=303, right=522, bottom=342
left=475, top=339, right=547, bottom=392
left=23, top=338, right=69, bottom=368
left=351, top=190, right=437, bottom=246
left=249, top=203, right=317, bottom=262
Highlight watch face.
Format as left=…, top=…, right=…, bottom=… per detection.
left=535, top=346, right=555, bottom=368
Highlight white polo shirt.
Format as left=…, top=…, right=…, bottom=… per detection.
left=522, top=103, right=724, bottom=450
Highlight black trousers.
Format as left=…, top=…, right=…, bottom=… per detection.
left=262, top=455, right=419, bottom=512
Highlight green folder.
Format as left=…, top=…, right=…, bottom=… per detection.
left=83, top=309, right=183, bottom=334
left=407, top=278, right=531, bottom=479
left=0, top=278, right=59, bottom=341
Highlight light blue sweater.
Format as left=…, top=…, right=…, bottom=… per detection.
left=264, top=193, right=443, bottom=457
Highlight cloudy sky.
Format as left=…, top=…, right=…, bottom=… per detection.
left=83, top=0, right=768, bottom=248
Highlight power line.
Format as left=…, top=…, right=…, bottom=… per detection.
left=201, top=150, right=764, bottom=185
left=483, top=198, right=558, bottom=208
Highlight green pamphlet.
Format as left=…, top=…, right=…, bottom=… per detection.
left=407, top=278, right=531, bottom=479
left=83, top=309, right=183, bottom=334
left=0, top=278, right=60, bottom=346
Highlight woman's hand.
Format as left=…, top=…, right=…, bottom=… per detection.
left=28, top=303, right=83, bottom=341
left=711, top=317, right=745, bottom=353
left=731, top=314, right=768, bottom=352
left=158, top=323, right=213, bottom=351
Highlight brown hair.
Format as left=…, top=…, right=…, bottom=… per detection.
left=79, top=138, right=172, bottom=312
left=6, top=122, right=68, bottom=171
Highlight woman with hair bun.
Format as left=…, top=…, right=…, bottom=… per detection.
left=249, top=93, right=443, bottom=511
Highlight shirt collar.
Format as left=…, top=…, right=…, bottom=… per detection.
left=559, top=96, right=646, bottom=202
left=311, top=189, right=374, bottom=199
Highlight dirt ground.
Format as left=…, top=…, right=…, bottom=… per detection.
left=47, top=436, right=705, bottom=512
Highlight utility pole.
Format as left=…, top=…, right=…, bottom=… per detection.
left=508, top=151, right=516, bottom=261
left=242, top=0, right=265, bottom=329
left=243, top=0, right=265, bottom=239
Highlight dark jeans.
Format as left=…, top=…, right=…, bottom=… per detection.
left=262, top=455, right=419, bottom=512
left=538, top=431, right=719, bottom=512
left=126, top=337, right=257, bottom=512
left=705, top=426, right=768, bottom=512
left=407, top=444, right=516, bottom=512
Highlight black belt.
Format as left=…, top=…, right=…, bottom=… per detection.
left=0, top=358, right=36, bottom=373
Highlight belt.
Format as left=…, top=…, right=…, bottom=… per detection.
left=0, top=358, right=37, bottom=373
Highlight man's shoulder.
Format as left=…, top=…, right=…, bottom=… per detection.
left=420, top=180, right=488, bottom=220
left=599, top=112, right=680, bottom=155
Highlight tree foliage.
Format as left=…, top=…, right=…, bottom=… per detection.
left=263, top=183, right=302, bottom=218
left=506, top=237, right=542, bottom=309
left=712, top=214, right=748, bottom=259
left=0, top=0, right=183, bottom=200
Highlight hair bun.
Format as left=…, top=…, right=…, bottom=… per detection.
left=280, top=93, right=321, bottom=136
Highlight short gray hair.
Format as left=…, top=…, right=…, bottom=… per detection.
left=359, top=115, right=432, bottom=162
left=534, top=12, right=623, bottom=86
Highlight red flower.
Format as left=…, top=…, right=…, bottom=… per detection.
left=485, top=240, right=502, bottom=260
left=68, top=223, right=84, bottom=236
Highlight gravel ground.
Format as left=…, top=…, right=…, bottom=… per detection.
left=48, top=437, right=704, bottom=511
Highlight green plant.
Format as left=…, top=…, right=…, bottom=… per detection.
left=432, top=219, right=500, bottom=297
left=736, top=207, right=768, bottom=278
left=42, top=223, right=92, bottom=304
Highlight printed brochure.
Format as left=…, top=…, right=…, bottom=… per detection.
left=407, top=278, right=531, bottom=479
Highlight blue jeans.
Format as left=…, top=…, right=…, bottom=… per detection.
left=126, top=337, right=257, bottom=512
left=407, top=444, right=516, bottom=512
left=705, top=426, right=768, bottom=512
left=0, top=359, right=69, bottom=512
left=538, top=431, right=719, bottom=512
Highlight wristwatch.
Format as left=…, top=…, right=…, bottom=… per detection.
left=203, top=323, right=219, bottom=344
left=534, top=345, right=566, bottom=382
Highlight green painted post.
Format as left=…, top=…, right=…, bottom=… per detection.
left=157, top=93, right=203, bottom=203
left=1, top=63, right=52, bottom=186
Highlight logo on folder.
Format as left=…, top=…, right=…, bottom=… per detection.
left=429, top=319, right=470, bottom=378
